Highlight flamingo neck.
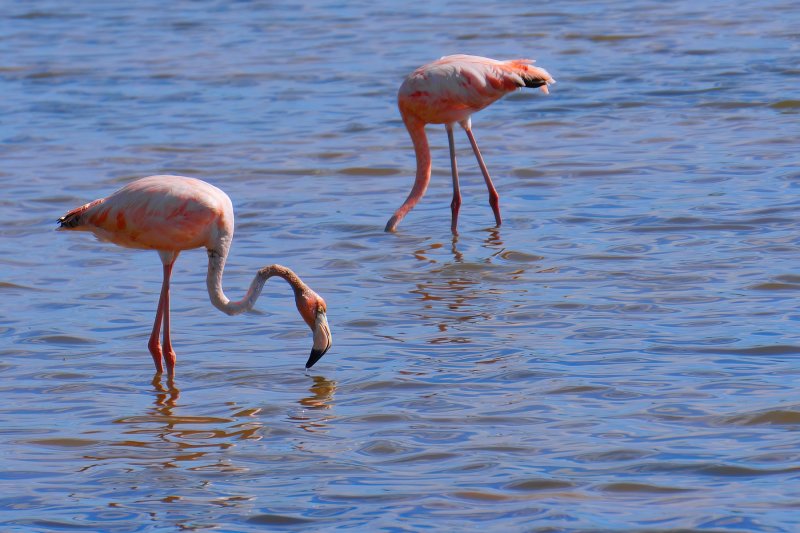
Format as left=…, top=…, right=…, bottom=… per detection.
left=407, top=115, right=432, bottom=200
left=206, top=246, right=304, bottom=316
left=385, top=114, right=432, bottom=231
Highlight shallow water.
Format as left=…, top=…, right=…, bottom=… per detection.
left=1, top=0, right=799, bottom=531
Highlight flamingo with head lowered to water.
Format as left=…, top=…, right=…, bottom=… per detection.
left=386, top=54, right=554, bottom=234
left=58, top=175, right=332, bottom=376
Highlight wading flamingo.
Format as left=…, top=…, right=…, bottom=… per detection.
left=58, top=175, right=332, bottom=375
left=385, top=54, right=554, bottom=233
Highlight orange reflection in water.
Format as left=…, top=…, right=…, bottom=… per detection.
left=85, top=371, right=270, bottom=472
left=299, top=375, right=337, bottom=410
left=152, top=374, right=180, bottom=411
left=406, top=228, right=550, bottom=346
left=79, top=369, right=341, bottom=476
left=289, top=375, right=338, bottom=434
left=409, top=232, right=507, bottom=333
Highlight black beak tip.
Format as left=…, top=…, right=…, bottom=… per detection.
left=305, top=347, right=328, bottom=369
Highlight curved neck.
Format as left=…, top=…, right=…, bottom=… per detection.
left=385, top=113, right=432, bottom=231
left=407, top=115, right=432, bottom=186
left=206, top=249, right=305, bottom=316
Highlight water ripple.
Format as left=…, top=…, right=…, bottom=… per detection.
left=2, top=0, right=799, bottom=531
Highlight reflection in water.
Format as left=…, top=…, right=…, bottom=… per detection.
left=152, top=374, right=180, bottom=412
left=458, top=229, right=506, bottom=264
left=91, top=372, right=268, bottom=471
left=299, top=375, right=337, bottom=410
left=7, top=0, right=800, bottom=528
left=408, top=229, right=528, bottom=341
left=290, top=375, right=338, bottom=434
left=414, top=229, right=506, bottom=266
left=450, top=234, right=464, bottom=263
left=481, top=228, right=504, bottom=249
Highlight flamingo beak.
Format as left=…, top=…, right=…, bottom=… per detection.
left=305, top=309, right=331, bottom=369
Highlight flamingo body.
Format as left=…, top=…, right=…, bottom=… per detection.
left=398, top=55, right=550, bottom=124
left=59, top=175, right=331, bottom=375
left=61, top=175, right=231, bottom=252
left=387, top=54, right=554, bottom=233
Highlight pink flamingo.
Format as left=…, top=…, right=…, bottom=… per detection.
left=58, top=175, right=332, bottom=375
left=386, top=54, right=554, bottom=233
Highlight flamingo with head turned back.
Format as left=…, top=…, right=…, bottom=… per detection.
left=386, top=54, right=555, bottom=234
left=58, top=175, right=332, bottom=376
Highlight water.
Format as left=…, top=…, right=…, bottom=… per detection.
left=1, top=0, right=799, bottom=530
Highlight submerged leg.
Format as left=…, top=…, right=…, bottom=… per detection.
left=447, top=123, right=461, bottom=234
left=462, top=120, right=501, bottom=227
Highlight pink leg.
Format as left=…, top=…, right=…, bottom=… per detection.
left=148, top=280, right=167, bottom=374
left=149, top=252, right=178, bottom=374
left=162, top=252, right=178, bottom=376
left=447, top=124, right=461, bottom=234
left=162, top=264, right=175, bottom=376
left=463, top=125, right=501, bottom=227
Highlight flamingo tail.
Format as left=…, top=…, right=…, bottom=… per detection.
left=58, top=199, right=103, bottom=229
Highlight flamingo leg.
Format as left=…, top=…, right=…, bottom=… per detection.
left=148, top=274, right=168, bottom=374
left=160, top=252, right=179, bottom=375
left=446, top=123, right=461, bottom=234
left=149, top=252, right=178, bottom=374
left=463, top=123, right=501, bottom=227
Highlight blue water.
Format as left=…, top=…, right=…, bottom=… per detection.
left=1, top=1, right=799, bottom=531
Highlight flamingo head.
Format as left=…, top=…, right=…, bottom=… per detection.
left=295, top=289, right=331, bottom=369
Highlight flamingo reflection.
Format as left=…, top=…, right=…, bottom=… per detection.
left=152, top=374, right=180, bottom=411
left=406, top=228, right=551, bottom=344
left=299, top=375, right=337, bottom=410
left=290, top=376, right=337, bottom=434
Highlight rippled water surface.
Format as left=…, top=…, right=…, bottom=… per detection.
left=2, top=1, right=799, bottom=531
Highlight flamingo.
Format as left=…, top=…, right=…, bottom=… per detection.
left=58, top=175, right=332, bottom=376
left=385, top=54, right=555, bottom=233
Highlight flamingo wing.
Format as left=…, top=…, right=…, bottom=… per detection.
left=59, top=175, right=232, bottom=252
left=398, top=55, right=554, bottom=124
